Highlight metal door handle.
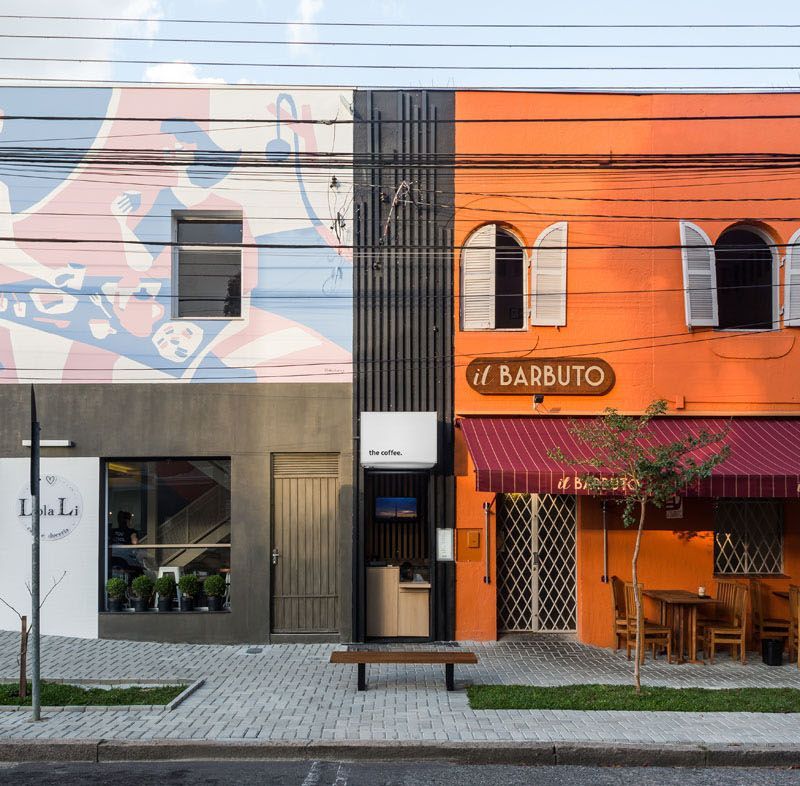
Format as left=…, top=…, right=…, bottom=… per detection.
left=271, top=548, right=280, bottom=565
left=533, top=552, right=540, bottom=569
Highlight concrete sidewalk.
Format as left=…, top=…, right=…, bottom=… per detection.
left=2, top=631, right=800, bottom=756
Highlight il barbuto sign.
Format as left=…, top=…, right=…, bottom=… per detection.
left=17, top=474, right=84, bottom=541
left=466, top=357, right=615, bottom=396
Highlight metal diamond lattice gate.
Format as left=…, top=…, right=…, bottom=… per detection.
left=498, top=494, right=577, bottom=633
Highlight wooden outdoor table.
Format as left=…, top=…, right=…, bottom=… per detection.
left=643, top=589, right=717, bottom=664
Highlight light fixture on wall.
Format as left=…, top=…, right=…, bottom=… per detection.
left=21, top=439, right=73, bottom=448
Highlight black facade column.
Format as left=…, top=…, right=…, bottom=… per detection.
left=353, top=90, right=455, bottom=642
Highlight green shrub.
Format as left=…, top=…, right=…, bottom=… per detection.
left=178, top=573, right=199, bottom=598
left=204, top=574, right=227, bottom=598
left=154, top=575, right=175, bottom=598
left=131, top=574, right=154, bottom=600
left=105, top=577, right=127, bottom=600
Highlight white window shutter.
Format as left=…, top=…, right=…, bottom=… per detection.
left=461, top=224, right=496, bottom=330
left=785, top=228, right=800, bottom=327
left=532, top=222, right=567, bottom=326
left=680, top=221, right=718, bottom=327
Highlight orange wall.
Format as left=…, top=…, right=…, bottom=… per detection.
left=452, top=92, right=800, bottom=643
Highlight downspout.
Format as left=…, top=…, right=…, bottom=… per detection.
left=601, top=499, right=609, bottom=584
left=483, top=497, right=496, bottom=584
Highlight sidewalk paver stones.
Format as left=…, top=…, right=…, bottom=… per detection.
left=1, top=632, right=800, bottom=744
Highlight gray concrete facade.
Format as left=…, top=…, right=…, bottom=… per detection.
left=0, top=383, right=353, bottom=644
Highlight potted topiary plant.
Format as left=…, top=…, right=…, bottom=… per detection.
left=154, top=574, right=176, bottom=612
left=204, top=574, right=227, bottom=612
left=178, top=573, right=199, bottom=612
left=106, top=577, right=127, bottom=612
left=130, top=574, right=154, bottom=612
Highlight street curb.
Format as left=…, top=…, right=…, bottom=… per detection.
left=2, top=739, right=800, bottom=766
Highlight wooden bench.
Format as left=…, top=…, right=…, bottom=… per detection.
left=330, top=650, right=479, bottom=691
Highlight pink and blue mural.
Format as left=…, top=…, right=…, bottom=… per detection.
left=0, top=86, right=353, bottom=382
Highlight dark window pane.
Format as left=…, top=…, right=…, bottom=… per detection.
left=178, top=249, right=241, bottom=317
left=495, top=229, right=524, bottom=329
left=177, top=220, right=242, bottom=245
left=715, top=229, right=773, bottom=330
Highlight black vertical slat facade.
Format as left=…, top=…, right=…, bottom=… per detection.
left=353, top=90, right=455, bottom=641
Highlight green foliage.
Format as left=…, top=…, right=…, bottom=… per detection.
left=130, top=574, right=154, bottom=600
left=105, top=577, right=127, bottom=600
left=178, top=573, right=199, bottom=598
left=468, top=684, right=800, bottom=713
left=154, top=574, right=176, bottom=598
left=204, top=574, right=227, bottom=598
left=0, top=682, right=186, bottom=707
left=547, top=399, right=731, bottom=528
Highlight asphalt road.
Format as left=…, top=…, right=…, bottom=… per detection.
left=1, top=761, right=800, bottom=785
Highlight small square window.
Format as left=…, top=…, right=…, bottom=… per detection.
left=175, top=216, right=242, bottom=318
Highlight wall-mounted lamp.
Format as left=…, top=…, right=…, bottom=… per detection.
left=22, top=439, right=74, bottom=448
left=533, top=394, right=545, bottom=404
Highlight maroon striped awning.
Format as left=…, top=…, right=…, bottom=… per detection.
left=458, top=416, right=800, bottom=498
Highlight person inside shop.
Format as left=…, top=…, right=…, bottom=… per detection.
left=110, top=510, right=139, bottom=545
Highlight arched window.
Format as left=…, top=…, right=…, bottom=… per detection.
left=680, top=222, right=776, bottom=330
left=461, top=222, right=567, bottom=330
left=715, top=228, right=774, bottom=330
left=461, top=224, right=525, bottom=330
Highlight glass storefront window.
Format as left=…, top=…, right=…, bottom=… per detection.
left=105, top=458, right=231, bottom=610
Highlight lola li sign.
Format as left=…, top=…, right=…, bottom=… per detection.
left=17, top=474, right=84, bottom=541
left=466, top=357, right=615, bottom=396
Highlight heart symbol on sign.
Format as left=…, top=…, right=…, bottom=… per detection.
left=45, top=475, right=57, bottom=486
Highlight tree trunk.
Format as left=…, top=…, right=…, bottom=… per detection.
left=19, top=615, right=28, bottom=699
left=631, top=500, right=647, bottom=694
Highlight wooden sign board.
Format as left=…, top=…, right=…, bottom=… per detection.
left=466, top=357, right=615, bottom=396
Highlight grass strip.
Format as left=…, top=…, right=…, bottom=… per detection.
left=0, top=682, right=186, bottom=706
left=468, top=684, right=800, bottom=713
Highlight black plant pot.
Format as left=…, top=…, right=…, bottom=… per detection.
left=157, top=597, right=173, bottom=612
left=180, top=596, right=195, bottom=612
left=133, top=598, right=150, bottom=613
left=207, top=596, right=223, bottom=612
left=108, top=598, right=124, bottom=612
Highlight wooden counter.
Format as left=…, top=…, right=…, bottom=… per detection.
left=366, top=566, right=430, bottom=637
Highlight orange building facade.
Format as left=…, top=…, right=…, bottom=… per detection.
left=452, top=92, right=800, bottom=647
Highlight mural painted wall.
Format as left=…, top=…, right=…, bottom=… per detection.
left=0, top=87, right=353, bottom=382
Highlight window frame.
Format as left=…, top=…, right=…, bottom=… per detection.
left=713, top=499, right=784, bottom=577
left=713, top=224, right=780, bottom=333
left=172, top=210, right=244, bottom=321
left=460, top=223, right=530, bottom=333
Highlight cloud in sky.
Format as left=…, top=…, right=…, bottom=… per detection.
left=288, top=0, right=324, bottom=47
left=0, top=0, right=163, bottom=81
left=144, top=60, right=226, bottom=84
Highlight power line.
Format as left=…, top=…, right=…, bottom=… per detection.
left=6, top=56, right=800, bottom=71
left=6, top=33, right=800, bottom=48
left=3, top=14, right=800, bottom=29
left=1, top=77, right=799, bottom=91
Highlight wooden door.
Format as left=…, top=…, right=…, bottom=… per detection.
left=271, top=453, right=339, bottom=633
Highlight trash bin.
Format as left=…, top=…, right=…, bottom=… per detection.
left=762, top=638, right=784, bottom=666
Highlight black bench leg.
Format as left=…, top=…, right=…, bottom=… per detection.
left=445, top=663, right=454, bottom=691
left=357, top=662, right=366, bottom=691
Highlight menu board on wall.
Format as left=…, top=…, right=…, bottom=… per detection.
left=0, top=457, right=99, bottom=639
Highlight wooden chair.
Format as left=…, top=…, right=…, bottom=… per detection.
left=749, top=579, right=789, bottom=649
left=610, top=576, right=628, bottom=651
left=789, top=585, right=799, bottom=666
left=697, top=579, right=739, bottom=635
left=624, top=582, right=672, bottom=664
left=703, top=583, right=748, bottom=664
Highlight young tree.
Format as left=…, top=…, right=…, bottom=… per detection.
left=0, top=572, right=66, bottom=698
left=548, top=400, right=730, bottom=692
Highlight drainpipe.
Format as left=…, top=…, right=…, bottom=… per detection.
left=601, top=499, right=609, bottom=584
left=483, top=498, right=495, bottom=584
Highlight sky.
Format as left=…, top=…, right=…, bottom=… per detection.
left=1, top=0, right=800, bottom=90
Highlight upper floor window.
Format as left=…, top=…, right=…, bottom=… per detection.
left=461, top=222, right=567, bottom=330
left=680, top=222, right=777, bottom=330
left=175, top=214, right=243, bottom=318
